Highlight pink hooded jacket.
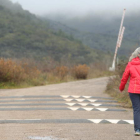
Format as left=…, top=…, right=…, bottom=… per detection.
left=119, top=57, right=140, bottom=93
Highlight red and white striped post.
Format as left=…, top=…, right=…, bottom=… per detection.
left=109, top=9, right=126, bottom=71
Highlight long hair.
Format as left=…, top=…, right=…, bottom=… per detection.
left=129, top=47, right=140, bottom=61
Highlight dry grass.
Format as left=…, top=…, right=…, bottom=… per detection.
left=53, top=66, right=69, bottom=80
left=88, top=63, right=113, bottom=78
left=106, top=63, right=132, bottom=108
left=0, top=58, right=112, bottom=89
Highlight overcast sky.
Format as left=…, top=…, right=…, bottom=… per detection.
left=10, top=0, right=140, bottom=16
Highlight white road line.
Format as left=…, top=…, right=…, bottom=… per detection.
left=28, top=136, right=57, bottom=140
left=0, top=119, right=42, bottom=121
left=0, top=119, right=134, bottom=124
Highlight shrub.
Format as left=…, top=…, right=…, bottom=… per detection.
left=53, top=66, right=69, bottom=80
left=0, top=58, right=26, bottom=83
left=0, top=58, right=41, bottom=86
left=72, top=64, right=89, bottom=79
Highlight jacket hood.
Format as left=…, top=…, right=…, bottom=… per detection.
left=130, top=57, right=140, bottom=65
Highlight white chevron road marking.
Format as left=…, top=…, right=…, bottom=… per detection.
left=91, top=103, right=101, bottom=107
left=78, top=103, right=88, bottom=106
left=88, top=99, right=97, bottom=102
left=61, top=95, right=69, bottom=98
left=68, top=107, right=79, bottom=111
left=88, top=119, right=102, bottom=123
left=72, top=96, right=80, bottom=98
left=75, top=99, right=85, bottom=102
left=96, top=108, right=108, bottom=111
left=106, top=119, right=120, bottom=124
left=82, top=96, right=91, bottom=99
left=64, top=99, right=73, bottom=102
left=65, top=103, right=76, bottom=106
left=88, top=119, right=133, bottom=124
left=83, top=108, right=93, bottom=111
left=124, top=120, right=134, bottom=124
left=67, top=107, right=110, bottom=112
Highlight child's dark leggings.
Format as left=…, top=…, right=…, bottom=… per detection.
left=129, top=93, right=140, bottom=131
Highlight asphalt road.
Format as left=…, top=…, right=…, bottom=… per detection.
left=0, top=77, right=138, bottom=140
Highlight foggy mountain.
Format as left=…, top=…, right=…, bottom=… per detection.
left=0, top=0, right=112, bottom=64
left=0, top=0, right=23, bottom=12
left=44, top=11, right=140, bottom=40
left=43, top=14, right=138, bottom=57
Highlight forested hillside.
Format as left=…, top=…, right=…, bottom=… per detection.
left=0, top=0, right=109, bottom=64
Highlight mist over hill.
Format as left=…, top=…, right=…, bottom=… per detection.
left=45, top=11, right=140, bottom=40
left=43, top=13, right=139, bottom=57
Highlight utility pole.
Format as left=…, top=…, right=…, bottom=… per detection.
left=109, top=9, right=126, bottom=71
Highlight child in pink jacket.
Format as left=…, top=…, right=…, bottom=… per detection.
left=119, top=47, right=140, bottom=136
